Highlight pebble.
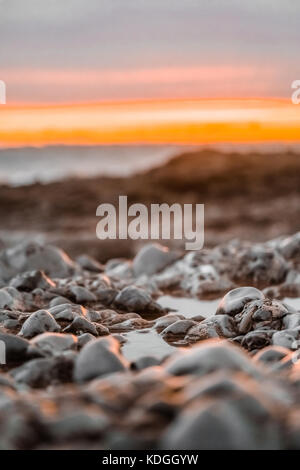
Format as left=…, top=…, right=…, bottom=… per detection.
left=47, top=411, right=108, bottom=441
left=76, top=254, right=104, bottom=273
left=161, top=319, right=198, bottom=339
left=10, top=355, right=74, bottom=388
left=73, top=337, right=128, bottom=383
left=272, top=330, right=299, bottom=349
left=165, top=341, right=260, bottom=378
left=77, top=333, right=96, bottom=348
left=253, top=346, right=290, bottom=365
left=69, top=285, right=97, bottom=304
left=0, top=287, right=24, bottom=310
left=133, top=244, right=179, bottom=277
left=10, top=270, right=56, bottom=292
left=0, top=331, right=43, bottom=364
left=64, top=316, right=109, bottom=336
left=95, top=288, right=117, bottom=305
left=216, top=287, right=264, bottom=316
left=19, top=310, right=61, bottom=339
left=30, top=332, right=78, bottom=356
left=114, top=286, right=162, bottom=313
left=278, top=232, right=300, bottom=259
left=283, top=313, right=300, bottom=330
left=1, top=241, right=76, bottom=280
left=154, top=314, right=185, bottom=332
left=233, top=246, right=287, bottom=285
left=48, top=303, right=87, bottom=321
left=241, top=330, right=272, bottom=350
left=186, top=315, right=236, bottom=343
left=160, top=393, right=282, bottom=450
left=49, top=296, right=71, bottom=308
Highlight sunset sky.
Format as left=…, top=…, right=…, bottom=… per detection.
left=0, top=0, right=300, bottom=146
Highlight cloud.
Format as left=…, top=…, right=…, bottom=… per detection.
left=1, top=1, right=299, bottom=101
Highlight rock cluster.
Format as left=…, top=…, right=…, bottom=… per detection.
left=0, top=234, right=299, bottom=449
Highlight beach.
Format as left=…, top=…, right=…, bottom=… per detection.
left=0, top=147, right=299, bottom=258
left=0, top=147, right=300, bottom=449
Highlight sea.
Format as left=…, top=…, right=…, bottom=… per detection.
left=0, top=142, right=299, bottom=186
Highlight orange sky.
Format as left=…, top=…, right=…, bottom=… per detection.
left=1, top=98, right=300, bottom=147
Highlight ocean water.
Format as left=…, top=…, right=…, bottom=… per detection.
left=0, top=145, right=182, bottom=186
left=0, top=143, right=299, bottom=186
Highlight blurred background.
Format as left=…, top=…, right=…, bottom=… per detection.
left=0, top=0, right=299, bottom=259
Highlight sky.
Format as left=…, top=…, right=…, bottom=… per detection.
left=0, top=0, right=300, bottom=146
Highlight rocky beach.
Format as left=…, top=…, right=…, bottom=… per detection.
left=0, top=149, right=300, bottom=450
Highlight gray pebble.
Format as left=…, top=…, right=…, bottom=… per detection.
left=19, top=310, right=60, bottom=339
left=73, top=337, right=128, bottom=383
left=216, top=287, right=264, bottom=316
left=69, top=285, right=97, bottom=303
left=30, top=332, right=78, bottom=356
left=133, top=244, right=179, bottom=277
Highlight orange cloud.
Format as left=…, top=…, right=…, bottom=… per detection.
left=0, top=98, right=299, bottom=147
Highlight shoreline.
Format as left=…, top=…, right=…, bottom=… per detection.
left=0, top=148, right=299, bottom=260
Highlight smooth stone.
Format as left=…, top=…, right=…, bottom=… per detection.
left=78, top=333, right=96, bottom=348
left=73, top=337, right=128, bottom=383
left=10, top=355, right=74, bottom=388
left=160, top=395, right=281, bottom=450
left=233, top=247, right=287, bottom=284
left=185, top=372, right=244, bottom=403
left=87, top=310, right=103, bottom=322
left=0, top=287, right=23, bottom=310
left=3, top=319, right=19, bottom=330
left=241, top=330, right=272, bottom=350
left=0, top=373, right=15, bottom=389
left=154, top=314, right=185, bottom=332
left=47, top=411, right=108, bottom=440
left=49, top=296, right=71, bottom=308
left=69, top=285, right=97, bottom=303
left=2, top=241, right=76, bottom=280
left=105, top=260, right=133, bottom=279
left=133, top=244, right=179, bottom=277
left=95, top=288, right=118, bottom=305
left=19, top=310, right=60, bottom=339
left=186, top=315, right=236, bottom=341
left=108, top=317, right=149, bottom=331
left=48, top=303, right=87, bottom=321
left=64, top=316, right=98, bottom=335
left=165, top=340, right=260, bottom=378
left=10, top=270, right=56, bottom=292
left=272, top=330, right=299, bottom=349
left=253, top=308, right=272, bottom=322
left=30, top=332, right=78, bottom=356
left=216, top=287, right=264, bottom=317
left=253, top=346, right=290, bottom=364
left=64, top=316, right=109, bottom=336
left=278, top=232, right=300, bottom=259
left=114, top=286, right=162, bottom=313
left=283, top=313, right=300, bottom=330
left=0, top=332, right=43, bottom=364
left=76, top=254, right=104, bottom=273
left=161, top=320, right=198, bottom=337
